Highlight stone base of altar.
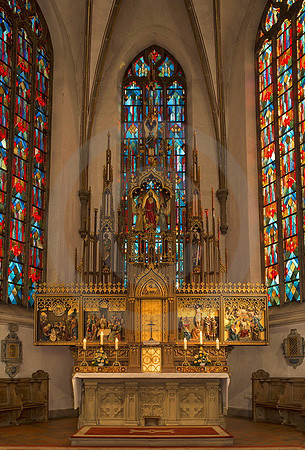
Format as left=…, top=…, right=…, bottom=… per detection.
left=72, top=373, right=230, bottom=430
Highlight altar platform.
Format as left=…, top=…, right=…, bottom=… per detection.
left=70, top=424, right=234, bottom=447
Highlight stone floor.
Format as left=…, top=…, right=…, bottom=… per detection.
left=0, top=416, right=304, bottom=447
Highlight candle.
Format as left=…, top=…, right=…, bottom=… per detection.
left=184, top=337, right=187, bottom=350
left=216, top=338, right=220, bottom=350
left=200, top=331, right=203, bottom=345
left=83, top=338, right=86, bottom=350
left=115, top=337, right=118, bottom=351
left=100, top=331, right=104, bottom=346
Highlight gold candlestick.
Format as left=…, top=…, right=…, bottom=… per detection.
left=182, top=348, right=190, bottom=366
left=215, top=349, right=222, bottom=366
left=80, top=348, right=88, bottom=366
left=112, top=349, right=121, bottom=366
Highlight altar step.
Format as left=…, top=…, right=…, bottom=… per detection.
left=70, top=425, right=234, bottom=447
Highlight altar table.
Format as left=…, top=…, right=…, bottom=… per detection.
left=72, top=372, right=230, bottom=428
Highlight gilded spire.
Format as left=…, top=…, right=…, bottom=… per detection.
left=193, top=131, right=199, bottom=185
left=104, top=131, right=113, bottom=186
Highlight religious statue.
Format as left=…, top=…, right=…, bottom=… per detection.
left=192, top=227, right=202, bottom=268
left=145, top=191, right=157, bottom=228
left=134, top=199, right=145, bottom=232
left=101, top=232, right=111, bottom=265
left=158, top=198, right=170, bottom=232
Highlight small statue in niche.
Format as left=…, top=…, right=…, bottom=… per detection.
left=101, top=232, right=111, bottom=266
left=144, top=191, right=158, bottom=229
left=158, top=203, right=168, bottom=232
left=134, top=198, right=145, bottom=233
left=158, top=189, right=170, bottom=233
left=192, top=226, right=202, bottom=268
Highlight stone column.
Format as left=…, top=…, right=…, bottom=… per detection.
left=124, top=381, right=138, bottom=425
left=168, top=297, right=175, bottom=342
left=205, top=380, right=223, bottom=426
left=79, top=380, right=97, bottom=427
left=162, top=345, right=175, bottom=372
left=165, top=382, right=179, bottom=425
left=128, top=345, right=141, bottom=372
left=127, top=298, right=135, bottom=341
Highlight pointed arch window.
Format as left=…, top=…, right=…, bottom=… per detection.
left=256, top=0, right=305, bottom=305
left=121, top=46, right=186, bottom=285
left=0, top=0, right=52, bottom=306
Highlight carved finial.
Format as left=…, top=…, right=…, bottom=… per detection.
left=212, top=187, right=214, bottom=211
left=88, top=186, right=91, bottom=233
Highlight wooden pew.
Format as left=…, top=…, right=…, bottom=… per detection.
left=0, top=370, right=49, bottom=426
left=252, top=369, right=305, bottom=431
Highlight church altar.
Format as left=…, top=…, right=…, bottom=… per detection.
left=72, top=372, right=230, bottom=428
left=33, top=109, right=268, bottom=438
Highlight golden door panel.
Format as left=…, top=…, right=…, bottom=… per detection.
left=141, top=299, right=162, bottom=342
left=142, top=347, right=161, bottom=372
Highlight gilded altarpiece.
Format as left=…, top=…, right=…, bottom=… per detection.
left=34, top=280, right=269, bottom=373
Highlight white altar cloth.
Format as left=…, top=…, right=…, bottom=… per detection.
left=72, top=372, right=230, bottom=412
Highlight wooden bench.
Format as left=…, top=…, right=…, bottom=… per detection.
left=0, top=370, right=49, bottom=426
left=252, top=369, right=305, bottom=431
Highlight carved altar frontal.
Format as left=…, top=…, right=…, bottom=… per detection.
left=73, top=372, right=230, bottom=429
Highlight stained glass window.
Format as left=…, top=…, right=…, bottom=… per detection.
left=257, top=0, right=304, bottom=305
left=0, top=0, right=52, bottom=306
left=122, top=46, right=186, bottom=285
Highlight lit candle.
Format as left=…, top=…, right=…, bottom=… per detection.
left=184, top=337, right=187, bottom=351
left=200, top=331, right=203, bottom=345
left=115, top=337, right=119, bottom=351
left=100, top=331, right=104, bottom=346
left=83, top=338, right=86, bottom=350
left=216, top=338, right=220, bottom=350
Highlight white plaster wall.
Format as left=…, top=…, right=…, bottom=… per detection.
left=225, top=0, right=266, bottom=283
left=228, top=312, right=305, bottom=413
left=0, top=322, right=74, bottom=411
left=37, top=0, right=84, bottom=283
